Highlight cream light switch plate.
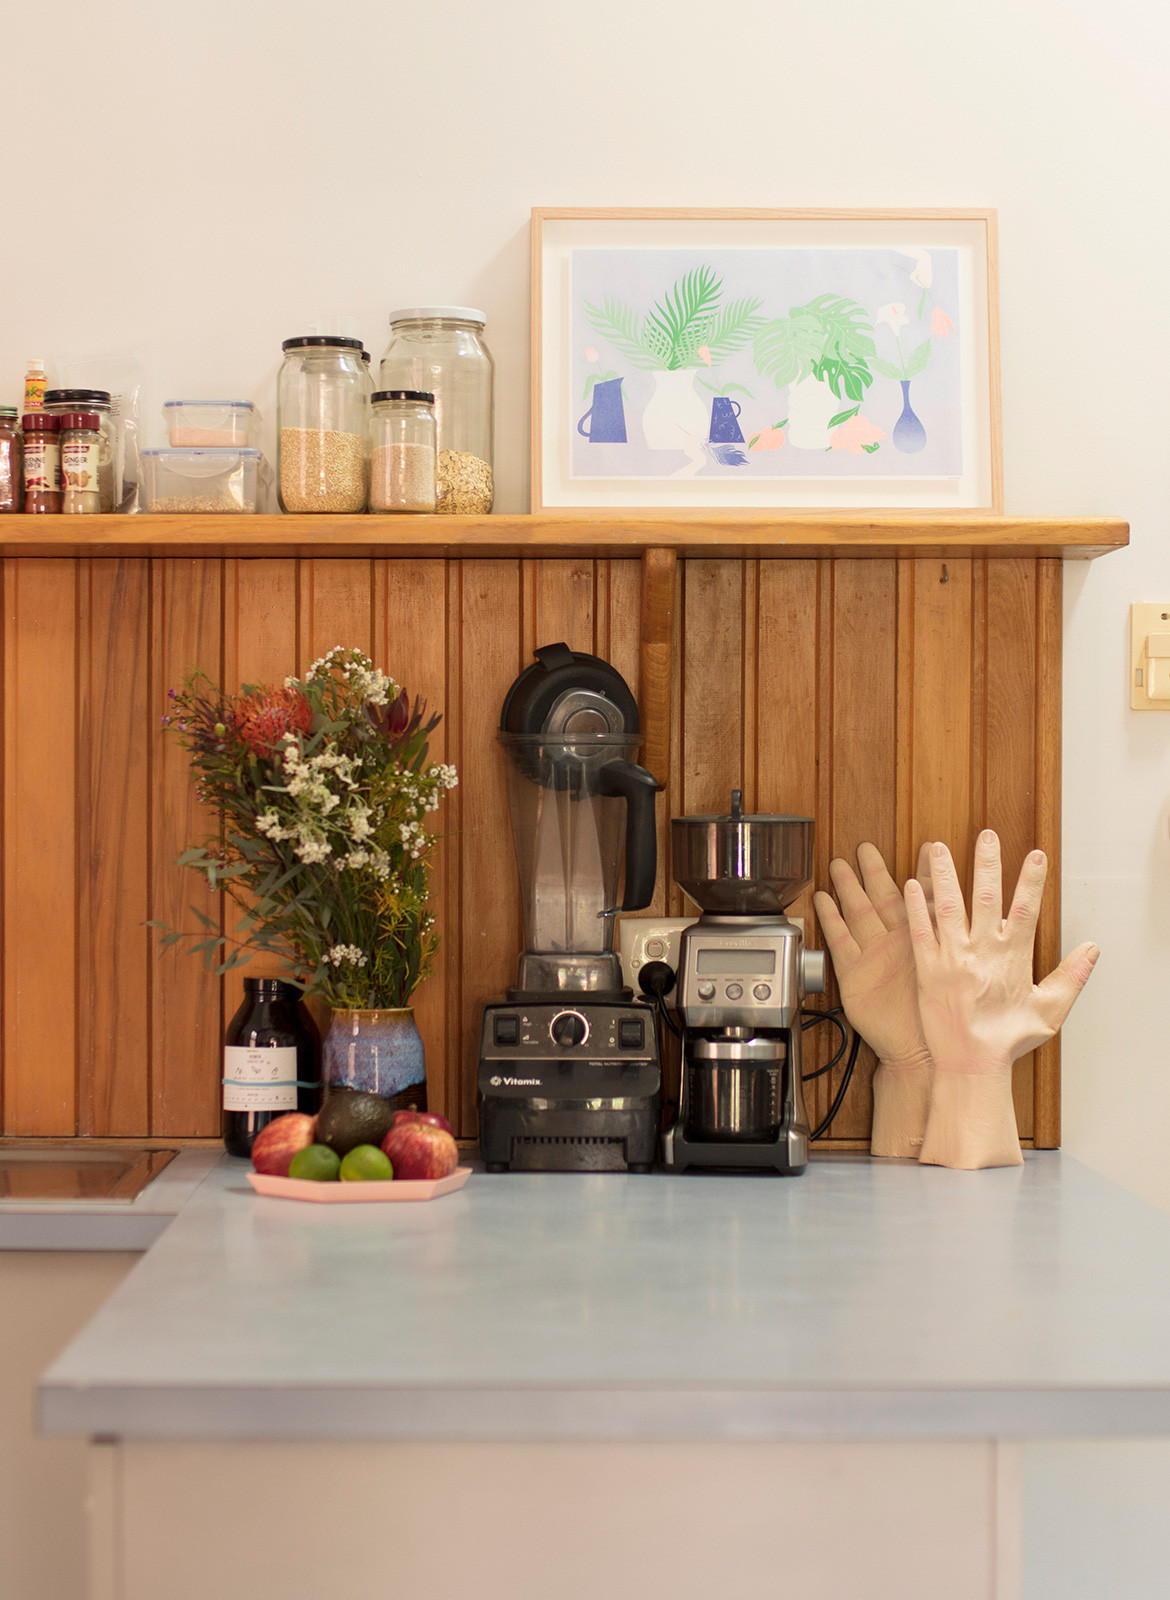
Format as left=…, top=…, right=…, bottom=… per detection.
left=1130, top=603, right=1170, bottom=710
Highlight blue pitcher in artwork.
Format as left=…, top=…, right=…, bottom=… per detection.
left=578, top=377, right=627, bottom=443
left=708, top=395, right=746, bottom=445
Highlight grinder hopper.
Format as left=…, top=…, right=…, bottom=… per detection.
left=671, top=790, right=813, bottom=915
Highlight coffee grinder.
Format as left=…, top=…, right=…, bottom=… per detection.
left=478, top=643, right=662, bottom=1173
left=662, top=791, right=825, bottom=1175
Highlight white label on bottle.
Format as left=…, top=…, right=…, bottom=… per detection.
left=223, top=1045, right=298, bottom=1112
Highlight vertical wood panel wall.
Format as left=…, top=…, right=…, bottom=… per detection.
left=0, top=553, right=1062, bottom=1147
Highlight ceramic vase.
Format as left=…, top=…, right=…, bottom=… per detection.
left=641, top=369, right=708, bottom=450
left=786, top=374, right=839, bottom=450
left=577, top=377, right=627, bottom=443
left=322, top=1007, right=427, bottom=1111
left=892, top=380, right=927, bottom=453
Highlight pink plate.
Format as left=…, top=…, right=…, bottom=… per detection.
left=247, top=1166, right=472, bottom=1203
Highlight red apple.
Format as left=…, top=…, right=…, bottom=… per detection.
left=390, top=1108, right=453, bottom=1135
left=250, top=1112, right=317, bottom=1176
left=381, top=1119, right=458, bottom=1180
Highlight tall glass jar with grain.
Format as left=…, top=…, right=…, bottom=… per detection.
left=277, top=336, right=369, bottom=513
left=378, top=309, right=493, bottom=513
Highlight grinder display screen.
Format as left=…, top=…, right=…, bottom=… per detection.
left=695, top=948, right=777, bottom=976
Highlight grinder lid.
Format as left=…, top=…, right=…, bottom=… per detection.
left=674, top=789, right=813, bottom=826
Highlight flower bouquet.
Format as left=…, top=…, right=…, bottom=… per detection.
left=156, top=646, right=457, bottom=1010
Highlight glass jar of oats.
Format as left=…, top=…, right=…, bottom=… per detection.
left=277, top=336, right=369, bottom=513
left=378, top=308, right=493, bottom=513
left=369, top=391, right=437, bottom=514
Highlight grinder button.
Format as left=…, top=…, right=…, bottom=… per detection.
left=725, top=983, right=743, bottom=1001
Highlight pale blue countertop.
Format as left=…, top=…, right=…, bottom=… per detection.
left=0, top=1149, right=221, bottom=1251
left=37, top=1150, right=1170, bottom=1442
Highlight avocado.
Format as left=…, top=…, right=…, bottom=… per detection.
left=316, top=1088, right=397, bottom=1157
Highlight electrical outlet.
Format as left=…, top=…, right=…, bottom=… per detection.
left=619, top=915, right=806, bottom=1002
left=618, top=917, right=697, bottom=1001
left=1131, top=602, right=1170, bottom=710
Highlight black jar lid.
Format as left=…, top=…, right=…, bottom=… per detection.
left=281, top=335, right=364, bottom=352
left=243, top=977, right=302, bottom=997
left=372, top=389, right=435, bottom=405
left=44, top=388, right=111, bottom=406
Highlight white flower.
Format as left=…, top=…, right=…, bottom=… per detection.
left=294, top=836, right=331, bottom=864
left=325, top=943, right=367, bottom=968
left=875, top=302, right=908, bottom=332
left=900, top=249, right=933, bottom=289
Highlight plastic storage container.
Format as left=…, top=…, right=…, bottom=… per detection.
left=43, top=389, right=116, bottom=512
left=0, top=407, right=22, bottom=513
left=277, top=335, right=368, bottom=513
left=141, top=447, right=268, bottom=513
left=369, top=390, right=437, bottom=513
left=164, top=401, right=259, bottom=448
left=378, top=308, right=493, bottom=513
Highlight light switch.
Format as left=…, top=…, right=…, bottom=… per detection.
left=1130, top=604, right=1170, bottom=710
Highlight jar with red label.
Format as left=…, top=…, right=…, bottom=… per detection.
left=22, top=412, right=61, bottom=513
left=60, top=412, right=103, bottom=513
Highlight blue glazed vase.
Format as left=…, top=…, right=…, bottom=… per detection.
left=323, top=1007, right=427, bottom=1112
left=708, top=395, right=746, bottom=445
left=892, top=379, right=927, bottom=454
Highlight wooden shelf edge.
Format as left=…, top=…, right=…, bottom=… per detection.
left=0, top=511, right=1129, bottom=560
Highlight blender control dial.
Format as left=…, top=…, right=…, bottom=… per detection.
left=550, top=1009, right=589, bottom=1047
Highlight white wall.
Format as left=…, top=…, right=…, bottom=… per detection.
left=2, top=0, right=1168, bottom=1207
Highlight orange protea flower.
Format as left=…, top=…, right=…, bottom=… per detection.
left=236, top=686, right=312, bottom=756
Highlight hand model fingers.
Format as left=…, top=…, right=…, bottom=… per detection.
left=1034, top=941, right=1100, bottom=1029
left=969, top=828, right=1004, bottom=938
left=903, top=877, right=939, bottom=959
left=914, top=840, right=939, bottom=933
left=926, top=841, right=970, bottom=946
left=856, top=841, right=908, bottom=931
left=1006, top=849, right=1048, bottom=948
left=827, top=857, right=887, bottom=945
left=813, top=890, right=860, bottom=966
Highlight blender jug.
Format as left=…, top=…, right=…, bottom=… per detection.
left=498, top=644, right=658, bottom=996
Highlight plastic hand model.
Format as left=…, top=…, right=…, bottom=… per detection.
left=904, top=831, right=1099, bottom=1170
left=813, top=843, right=934, bottom=1158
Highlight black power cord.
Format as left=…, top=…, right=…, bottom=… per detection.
left=800, top=1005, right=861, bottom=1141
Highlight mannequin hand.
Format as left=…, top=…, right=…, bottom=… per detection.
left=814, top=843, right=933, bottom=1158
left=904, top=831, right=1099, bottom=1169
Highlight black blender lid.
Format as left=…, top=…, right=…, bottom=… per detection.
left=500, top=642, right=639, bottom=738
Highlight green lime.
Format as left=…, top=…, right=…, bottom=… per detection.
left=339, top=1144, right=394, bottom=1182
left=288, top=1144, right=341, bottom=1182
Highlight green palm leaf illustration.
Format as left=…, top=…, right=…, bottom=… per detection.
left=583, top=297, right=660, bottom=370
left=703, top=296, right=767, bottom=365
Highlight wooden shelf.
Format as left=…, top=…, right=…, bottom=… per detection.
left=0, top=511, right=1129, bottom=560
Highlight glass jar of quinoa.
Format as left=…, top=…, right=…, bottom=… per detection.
left=378, top=308, right=493, bottom=513
left=277, top=336, right=369, bottom=513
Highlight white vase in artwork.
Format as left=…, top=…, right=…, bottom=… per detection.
left=786, top=374, right=840, bottom=450
left=641, top=369, right=708, bottom=450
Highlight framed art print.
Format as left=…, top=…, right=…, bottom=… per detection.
left=531, top=208, right=1001, bottom=512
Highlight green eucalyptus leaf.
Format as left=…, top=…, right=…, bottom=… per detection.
left=828, top=406, right=861, bottom=429
left=870, top=356, right=903, bottom=381
left=905, top=340, right=932, bottom=378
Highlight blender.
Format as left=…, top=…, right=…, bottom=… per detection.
left=662, top=791, right=826, bottom=1175
left=477, top=643, right=662, bottom=1173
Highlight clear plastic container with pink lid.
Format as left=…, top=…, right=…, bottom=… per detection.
left=163, top=400, right=259, bottom=448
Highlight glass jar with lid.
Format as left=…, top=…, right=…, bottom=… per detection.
left=370, top=390, right=437, bottom=514
left=277, top=335, right=369, bottom=514
left=0, top=407, right=21, bottom=513
left=43, top=389, right=116, bottom=512
left=378, top=308, right=493, bottom=513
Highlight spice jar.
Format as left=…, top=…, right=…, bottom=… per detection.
left=44, top=390, right=116, bottom=512
left=378, top=308, right=494, bottom=513
left=23, top=412, right=61, bottom=513
left=277, top=335, right=369, bottom=513
left=60, top=412, right=103, bottom=513
left=370, top=390, right=437, bottom=513
left=0, top=407, right=22, bottom=513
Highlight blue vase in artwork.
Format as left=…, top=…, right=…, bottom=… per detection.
left=577, top=377, right=627, bottom=443
left=708, top=395, right=745, bottom=445
left=892, top=379, right=927, bottom=454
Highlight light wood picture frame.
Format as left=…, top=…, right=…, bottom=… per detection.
left=531, top=207, right=1002, bottom=514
